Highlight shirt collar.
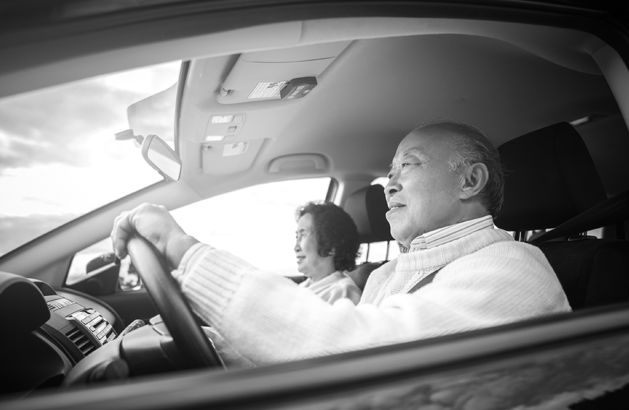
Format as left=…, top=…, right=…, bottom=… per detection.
left=408, top=215, right=494, bottom=252
left=302, top=270, right=343, bottom=287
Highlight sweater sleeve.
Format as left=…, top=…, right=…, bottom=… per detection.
left=175, top=242, right=570, bottom=366
left=176, top=246, right=427, bottom=365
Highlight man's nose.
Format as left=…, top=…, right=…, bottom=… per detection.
left=385, top=174, right=400, bottom=199
left=294, top=240, right=301, bottom=252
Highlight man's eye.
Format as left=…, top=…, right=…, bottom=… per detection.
left=401, top=162, right=418, bottom=168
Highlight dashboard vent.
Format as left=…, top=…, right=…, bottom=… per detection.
left=47, top=298, right=72, bottom=311
left=104, top=326, right=117, bottom=342
left=65, top=324, right=97, bottom=356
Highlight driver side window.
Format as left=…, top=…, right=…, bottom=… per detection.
left=67, top=177, right=332, bottom=289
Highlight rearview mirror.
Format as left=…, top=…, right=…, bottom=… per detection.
left=141, top=134, right=182, bottom=181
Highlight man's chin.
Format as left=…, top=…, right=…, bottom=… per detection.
left=388, top=226, right=404, bottom=242
left=390, top=230, right=412, bottom=249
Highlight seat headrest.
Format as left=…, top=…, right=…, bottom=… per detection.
left=344, top=184, right=393, bottom=243
left=495, top=122, right=606, bottom=231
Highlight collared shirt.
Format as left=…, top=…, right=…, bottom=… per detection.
left=408, top=215, right=494, bottom=252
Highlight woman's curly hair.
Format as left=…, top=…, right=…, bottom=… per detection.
left=296, top=201, right=359, bottom=271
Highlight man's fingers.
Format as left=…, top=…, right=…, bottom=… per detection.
left=111, top=210, right=132, bottom=259
left=111, top=203, right=174, bottom=259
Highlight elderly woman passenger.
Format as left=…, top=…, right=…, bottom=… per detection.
left=295, top=202, right=361, bottom=305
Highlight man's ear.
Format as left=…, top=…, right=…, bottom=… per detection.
left=459, top=162, right=489, bottom=200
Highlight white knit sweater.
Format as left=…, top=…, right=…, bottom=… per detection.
left=176, top=226, right=571, bottom=366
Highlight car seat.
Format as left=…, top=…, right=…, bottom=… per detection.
left=495, top=122, right=629, bottom=309
left=343, top=184, right=393, bottom=290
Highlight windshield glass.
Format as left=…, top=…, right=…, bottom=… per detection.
left=0, top=61, right=181, bottom=257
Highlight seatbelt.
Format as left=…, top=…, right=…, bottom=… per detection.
left=407, top=268, right=441, bottom=294
left=532, top=190, right=629, bottom=244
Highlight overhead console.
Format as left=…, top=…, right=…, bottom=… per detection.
left=196, top=41, right=350, bottom=176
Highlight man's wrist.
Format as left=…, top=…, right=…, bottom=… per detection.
left=165, top=234, right=199, bottom=269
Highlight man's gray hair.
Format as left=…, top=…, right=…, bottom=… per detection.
left=416, top=121, right=505, bottom=216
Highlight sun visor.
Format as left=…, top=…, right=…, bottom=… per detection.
left=217, top=41, right=350, bottom=104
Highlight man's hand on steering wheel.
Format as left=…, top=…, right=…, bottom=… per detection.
left=111, top=203, right=198, bottom=269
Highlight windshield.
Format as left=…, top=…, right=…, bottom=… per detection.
left=0, top=61, right=181, bottom=257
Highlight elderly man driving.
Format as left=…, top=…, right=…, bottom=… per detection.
left=111, top=121, right=571, bottom=366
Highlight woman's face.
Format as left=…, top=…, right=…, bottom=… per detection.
left=294, top=213, right=334, bottom=280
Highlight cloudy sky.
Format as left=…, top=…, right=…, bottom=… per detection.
left=0, top=61, right=180, bottom=255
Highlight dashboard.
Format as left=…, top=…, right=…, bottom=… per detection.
left=0, top=271, right=120, bottom=395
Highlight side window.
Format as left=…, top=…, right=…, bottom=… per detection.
left=173, top=178, right=332, bottom=277
left=357, top=241, right=400, bottom=264
left=67, top=238, right=117, bottom=285
left=67, top=238, right=142, bottom=291
left=67, top=178, right=331, bottom=289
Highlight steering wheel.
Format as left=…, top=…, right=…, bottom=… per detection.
left=126, top=236, right=222, bottom=368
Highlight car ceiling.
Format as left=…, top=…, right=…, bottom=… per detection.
left=176, top=19, right=618, bottom=198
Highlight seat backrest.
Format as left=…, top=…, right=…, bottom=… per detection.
left=346, top=260, right=386, bottom=290
left=497, top=122, right=629, bottom=309
left=343, top=184, right=392, bottom=290
left=343, top=184, right=393, bottom=243
left=495, top=122, right=606, bottom=231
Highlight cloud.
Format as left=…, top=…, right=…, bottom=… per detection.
left=0, top=213, right=77, bottom=255
left=0, top=82, right=139, bottom=173
left=0, top=61, right=180, bottom=174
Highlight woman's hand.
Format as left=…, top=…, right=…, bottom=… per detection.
left=111, top=203, right=198, bottom=269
